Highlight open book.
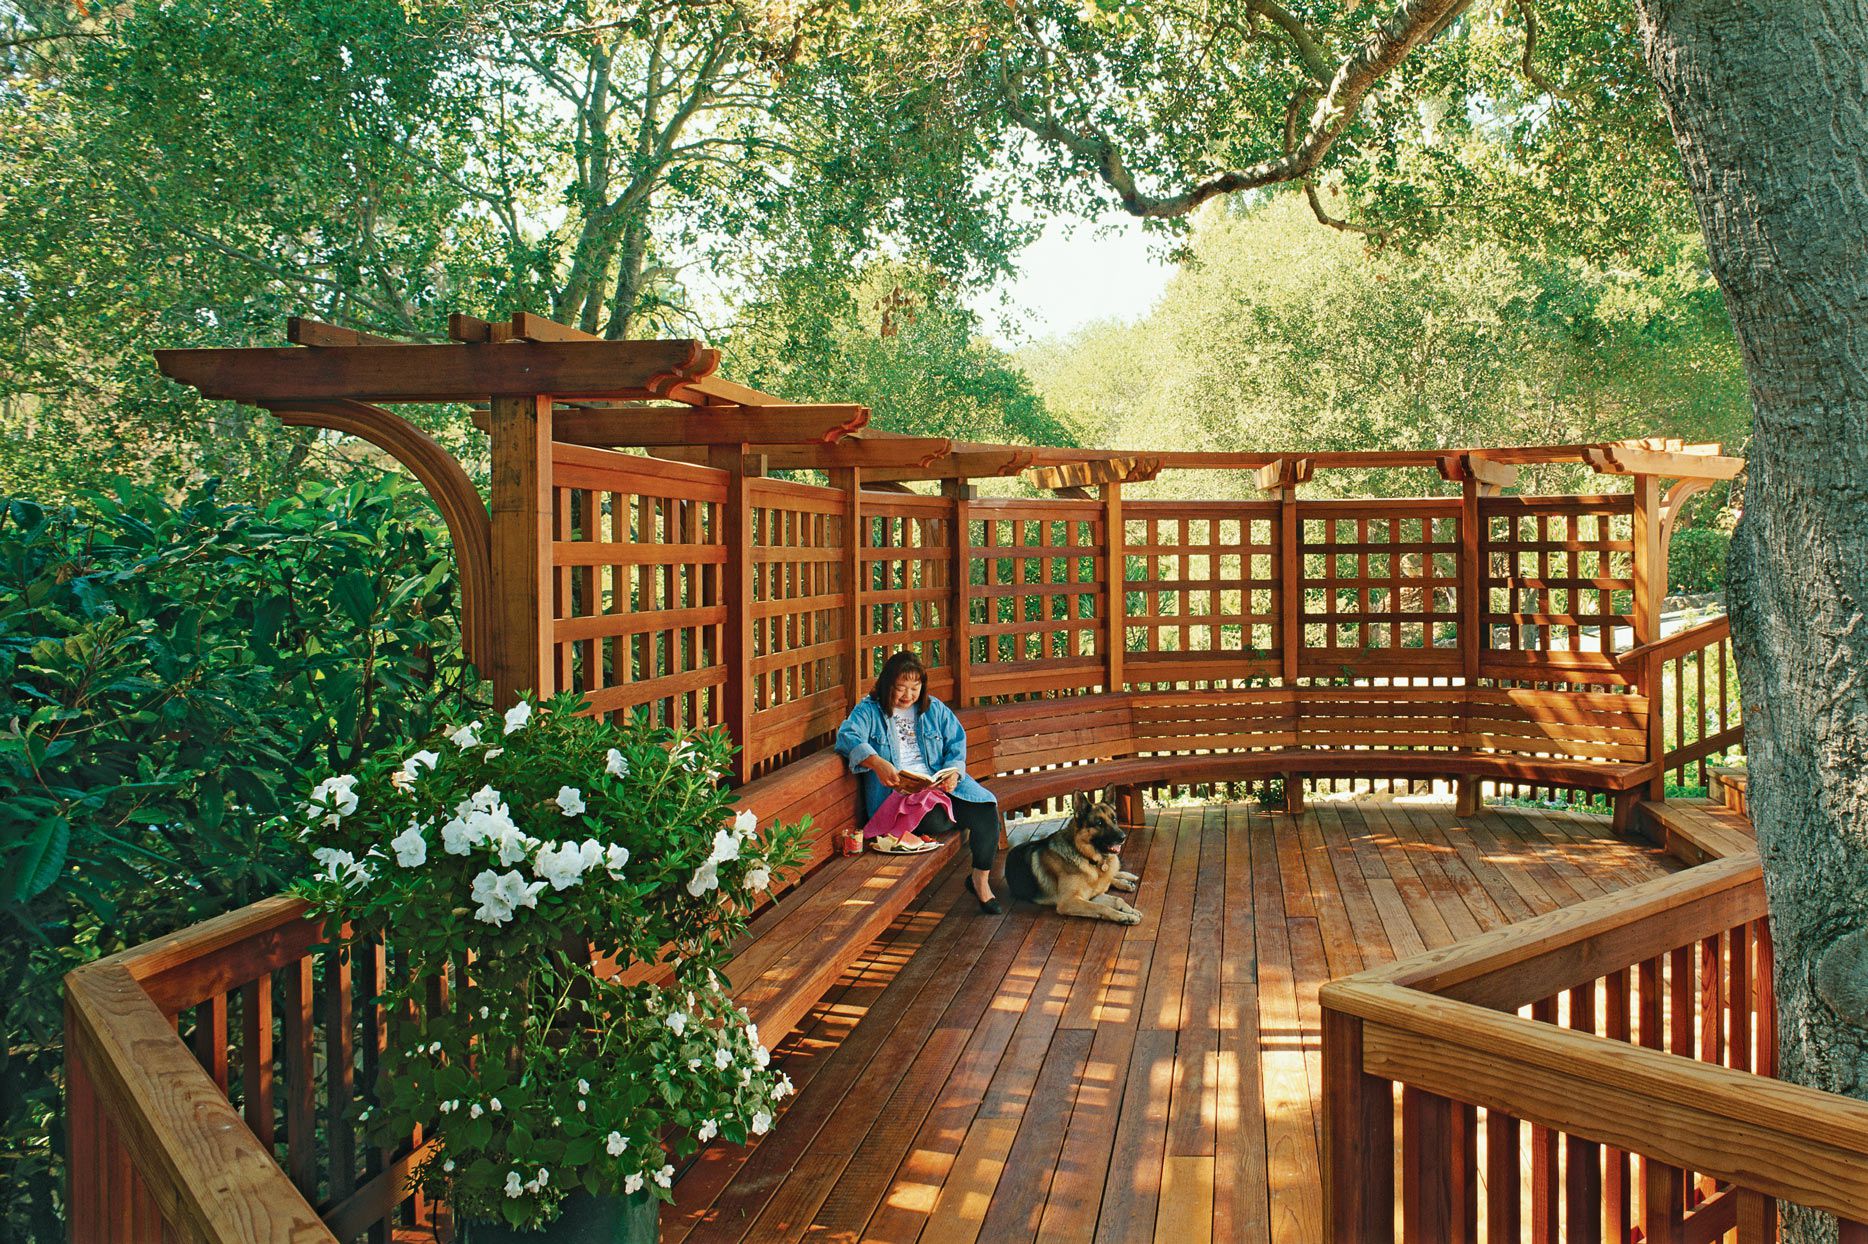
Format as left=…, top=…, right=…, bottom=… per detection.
left=896, top=765, right=961, bottom=791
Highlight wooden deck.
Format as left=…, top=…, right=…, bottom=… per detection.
left=665, top=794, right=1680, bottom=1243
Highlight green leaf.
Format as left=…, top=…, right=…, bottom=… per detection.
left=10, top=819, right=69, bottom=902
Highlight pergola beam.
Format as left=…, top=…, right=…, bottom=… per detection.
left=1024, top=456, right=1165, bottom=490
left=1255, top=456, right=1316, bottom=492
left=1584, top=442, right=1745, bottom=479
left=470, top=405, right=869, bottom=446
left=862, top=448, right=1038, bottom=482
left=648, top=436, right=954, bottom=470
left=1436, top=452, right=1520, bottom=489
left=154, top=339, right=719, bottom=403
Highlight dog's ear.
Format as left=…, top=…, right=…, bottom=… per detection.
left=1073, top=792, right=1090, bottom=820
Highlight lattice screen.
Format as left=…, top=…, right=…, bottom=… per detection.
left=860, top=493, right=955, bottom=699
left=967, top=499, right=1105, bottom=698
left=1296, top=499, right=1462, bottom=679
left=1122, top=502, right=1281, bottom=686
left=550, top=446, right=725, bottom=730
left=1480, top=494, right=1636, bottom=678
left=745, top=477, right=850, bottom=775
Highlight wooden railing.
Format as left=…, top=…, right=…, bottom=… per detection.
left=1322, top=854, right=1868, bottom=1243
left=1621, top=614, right=1744, bottom=793
left=64, top=896, right=434, bottom=1244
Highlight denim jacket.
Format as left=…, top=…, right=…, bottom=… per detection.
left=834, top=695, right=997, bottom=819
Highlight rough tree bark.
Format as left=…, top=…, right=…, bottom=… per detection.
left=1636, top=1, right=1868, bottom=1237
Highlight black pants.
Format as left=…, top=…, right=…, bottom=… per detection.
left=913, top=796, right=999, bottom=871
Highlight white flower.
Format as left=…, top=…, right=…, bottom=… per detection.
left=390, top=820, right=428, bottom=868
left=605, top=843, right=631, bottom=878
left=671, top=738, right=698, bottom=769
left=740, top=1067, right=752, bottom=1084
left=449, top=720, right=483, bottom=749
left=688, top=1057, right=702, bottom=1070
left=491, top=823, right=531, bottom=867
left=751, top=1111, right=772, bottom=1136
left=606, top=1131, right=628, bottom=1156
left=733, top=809, right=758, bottom=838
left=775, top=1073, right=794, bottom=1100
left=399, top=750, right=439, bottom=783
left=745, top=867, right=771, bottom=893
left=440, top=817, right=474, bottom=855
left=713, top=1047, right=733, bottom=1070
left=653, top=1163, right=674, bottom=1188
left=442, top=1159, right=455, bottom=1172
left=753, top=1044, right=770, bottom=1068
left=577, top=1100, right=586, bottom=1112
left=606, top=748, right=630, bottom=778
left=709, top=828, right=742, bottom=866
left=489, top=1097, right=502, bottom=1112
left=308, top=774, right=359, bottom=819
left=504, top=1170, right=524, bottom=1198
left=503, top=701, right=532, bottom=735
left=624, top=1173, right=644, bottom=1195
left=483, top=746, right=505, bottom=760
left=439, top=1100, right=455, bottom=1114
left=697, top=1119, right=718, bottom=1142
left=577, top=1078, right=590, bottom=1095
left=312, top=846, right=369, bottom=887
left=480, top=1006, right=490, bottom=1018
left=469, top=1103, right=484, bottom=1119
left=665, top=1010, right=689, bottom=1036
left=745, top=1022, right=760, bottom=1048
left=687, top=858, right=720, bottom=897
left=427, top=1041, right=441, bottom=1055
left=471, top=870, right=513, bottom=925
left=533, top=841, right=591, bottom=891
left=554, top=786, right=586, bottom=817
left=532, top=1168, right=549, bottom=1190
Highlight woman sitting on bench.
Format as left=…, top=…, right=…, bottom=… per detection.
left=835, top=650, right=1004, bottom=914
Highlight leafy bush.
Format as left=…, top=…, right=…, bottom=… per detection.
left=0, top=476, right=476, bottom=1242
left=1668, top=526, right=1729, bottom=596
left=298, top=695, right=809, bottom=1229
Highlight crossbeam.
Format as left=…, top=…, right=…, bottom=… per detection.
left=862, top=448, right=1038, bottom=482
left=1024, top=456, right=1164, bottom=490
left=155, top=340, right=718, bottom=403
left=469, top=404, right=869, bottom=446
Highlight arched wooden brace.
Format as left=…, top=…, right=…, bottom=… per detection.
left=1660, top=477, right=1715, bottom=556
left=266, top=399, right=494, bottom=672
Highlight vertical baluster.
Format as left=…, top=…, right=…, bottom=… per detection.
left=1730, top=922, right=1752, bottom=1072
left=1696, top=933, right=1724, bottom=1207
left=1669, top=944, right=1695, bottom=1207
left=191, top=991, right=228, bottom=1092
left=326, top=943, right=356, bottom=1200
left=1694, top=647, right=1708, bottom=789
left=283, top=955, right=318, bottom=1200
left=1485, top=1106, right=1520, bottom=1244
left=1642, top=1159, right=1685, bottom=1244
left=66, top=1028, right=103, bottom=1244
left=1756, top=918, right=1777, bottom=1077
left=241, top=973, right=275, bottom=1150
left=1637, top=956, right=1664, bottom=1229
left=361, top=939, right=394, bottom=1244
left=1736, top=1189, right=1777, bottom=1243
left=1322, top=1009, right=1393, bottom=1243
left=1839, top=1218, right=1868, bottom=1244
left=1403, top=1087, right=1471, bottom=1243
left=1604, top=968, right=1632, bottom=1243
left=1530, top=995, right=1559, bottom=1244
left=1565, top=984, right=1603, bottom=1244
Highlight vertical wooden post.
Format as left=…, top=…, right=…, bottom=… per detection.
left=1632, top=473, right=1665, bottom=799
left=1322, top=1007, right=1394, bottom=1243
left=712, top=446, right=754, bottom=783
left=488, top=394, right=555, bottom=707
left=945, top=478, right=974, bottom=707
left=833, top=468, right=864, bottom=699
left=1103, top=481, right=1126, bottom=694
left=1277, top=474, right=1303, bottom=809
left=1455, top=473, right=1485, bottom=814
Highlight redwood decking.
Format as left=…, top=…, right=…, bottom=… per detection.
left=665, top=795, right=1679, bottom=1243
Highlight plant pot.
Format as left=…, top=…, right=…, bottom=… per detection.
left=461, top=1190, right=659, bottom=1244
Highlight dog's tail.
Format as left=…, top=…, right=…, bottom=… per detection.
left=1004, top=842, right=1039, bottom=903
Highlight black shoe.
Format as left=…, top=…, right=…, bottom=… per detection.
left=975, top=894, right=1003, bottom=915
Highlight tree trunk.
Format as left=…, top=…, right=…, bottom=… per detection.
left=1635, top=2, right=1868, bottom=1238
left=605, top=218, right=650, bottom=340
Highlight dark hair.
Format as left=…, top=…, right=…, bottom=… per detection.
left=870, top=650, right=931, bottom=712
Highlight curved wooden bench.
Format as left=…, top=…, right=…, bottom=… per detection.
left=719, top=683, right=1652, bottom=1052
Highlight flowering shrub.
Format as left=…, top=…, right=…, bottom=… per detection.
left=297, top=693, right=809, bottom=1230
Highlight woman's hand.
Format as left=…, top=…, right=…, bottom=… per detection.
left=937, top=771, right=960, bottom=793
left=865, top=757, right=902, bottom=789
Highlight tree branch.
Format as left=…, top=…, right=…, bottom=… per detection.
left=1001, top=0, right=1473, bottom=219
left=1509, top=0, right=1578, bottom=102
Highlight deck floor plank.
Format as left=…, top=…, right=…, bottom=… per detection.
left=676, top=796, right=1679, bottom=1242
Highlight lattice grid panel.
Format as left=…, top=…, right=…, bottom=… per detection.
left=1297, top=499, right=1461, bottom=678
left=967, top=499, right=1105, bottom=697
left=1122, top=502, right=1281, bottom=685
left=861, top=494, right=955, bottom=698
left=550, top=447, right=726, bottom=730
left=1481, top=495, right=1636, bottom=662
left=746, top=477, right=850, bottom=774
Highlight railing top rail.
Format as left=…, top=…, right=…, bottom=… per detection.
left=1332, top=853, right=1762, bottom=1010
left=66, top=961, right=337, bottom=1244
left=1616, top=612, right=1732, bottom=671
left=102, top=893, right=324, bottom=1016
left=1329, top=976, right=1868, bottom=1222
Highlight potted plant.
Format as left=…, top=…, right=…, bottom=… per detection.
left=297, top=692, right=810, bottom=1241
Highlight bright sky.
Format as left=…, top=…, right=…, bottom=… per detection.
left=969, top=212, right=1178, bottom=348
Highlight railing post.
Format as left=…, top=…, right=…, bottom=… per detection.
left=1275, top=466, right=1304, bottom=810
left=834, top=467, right=863, bottom=698
left=1631, top=473, right=1665, bottom=799
left=1102, top=481, right=1126, bottom=694
left=1323, top=1005, right=1394, bottom=1243
left=488, top=394, right=555, bottom=706
left=711, top=445, right=754, bottom=782
left=944, top=478, right=974, bottom=707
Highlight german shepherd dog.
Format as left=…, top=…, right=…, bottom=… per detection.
left=1005, top=796, right=1143, bottom=924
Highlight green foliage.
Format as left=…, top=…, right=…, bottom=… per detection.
left=1668, top=527, right=1730, bottom=596
left=0, top=475, right=476, bottom=1243
left=295, top=695, right=809, bottom=1226
left=1021, top=193, right=1749, bottom=497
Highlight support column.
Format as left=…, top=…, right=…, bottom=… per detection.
left=834, top=467, right=864, bottom=699
left=944, top=478, right=974, bottom=707
left=488, top=395, right=554, bottom=707
left=1103, top=481, right=1126, bottom=694
left=711, top=445, right=754, bottom=783
left=1632, top=473, right=1665, bottom=799
left=1276, top=471, right=1303, bottom=810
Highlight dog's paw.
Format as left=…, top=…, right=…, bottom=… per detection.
left=1117, top=908, right=1143, bottom=925
left=1111, top=874, right=1138, bottom=892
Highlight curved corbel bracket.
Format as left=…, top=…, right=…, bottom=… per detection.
left=1660, top=477, right=1714, bottom=552
left=268, top=399, right=494, bottom=673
